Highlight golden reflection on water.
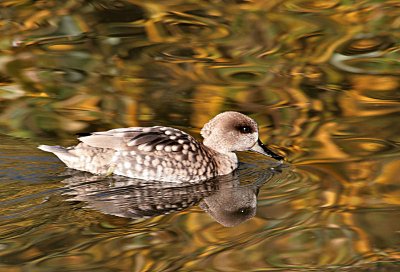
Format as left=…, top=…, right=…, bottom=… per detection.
left=0, top=0, right=400, bottom=271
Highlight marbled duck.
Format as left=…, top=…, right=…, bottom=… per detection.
left=38, top=111, right=284, bottom=182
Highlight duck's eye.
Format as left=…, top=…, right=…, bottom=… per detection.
left=238, top=125, right=253, bottom=134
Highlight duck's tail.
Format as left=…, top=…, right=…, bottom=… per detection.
left=38, top=144, right=114, bottom=175
left=38, top=145, right=79, bottom=168
left=38, top=145, right=67, bottom=154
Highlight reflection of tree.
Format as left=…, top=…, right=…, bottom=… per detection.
left=1, top=0, right=400, bottom=144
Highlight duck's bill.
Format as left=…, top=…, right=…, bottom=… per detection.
left=251, top=139, right=284, bottom=161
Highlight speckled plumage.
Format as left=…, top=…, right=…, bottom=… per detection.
left=38, top=111, right=284, bottom=182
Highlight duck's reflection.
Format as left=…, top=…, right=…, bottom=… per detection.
left=62, top=164, right=285, bottom=227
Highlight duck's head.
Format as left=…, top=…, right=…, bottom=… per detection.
left=201, top=111, right=284, bottom=161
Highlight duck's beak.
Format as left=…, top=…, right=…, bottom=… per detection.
left=250, top=139, right=284, bottom=162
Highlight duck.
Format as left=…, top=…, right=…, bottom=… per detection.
left=38, top=111, right=284, bottom=182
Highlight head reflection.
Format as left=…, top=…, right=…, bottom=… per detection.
left=62, top=165, right=284, bottom=227
left=199, top=185, right=257, bottom=227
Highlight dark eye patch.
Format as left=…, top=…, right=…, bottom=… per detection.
left=232, top=206, right=254, bottom=216
left=236, top=125, right=253, bottom=134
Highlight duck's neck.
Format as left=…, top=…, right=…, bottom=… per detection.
left=203, top=141, right=238, bottom=175
left=215, top=151, right=238, bottom=175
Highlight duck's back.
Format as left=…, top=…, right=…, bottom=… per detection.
left=39, top=126, right=219, bottom=182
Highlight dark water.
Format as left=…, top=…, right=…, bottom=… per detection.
left=0, top=0, right=399, bottom=271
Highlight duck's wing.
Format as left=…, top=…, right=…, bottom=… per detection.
left=78, top=126, right=198, bottom=152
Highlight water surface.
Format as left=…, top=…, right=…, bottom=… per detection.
left=0, top=0, right=399, bottom=271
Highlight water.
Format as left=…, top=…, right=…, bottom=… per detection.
left=0, top=0, right=399, bottom=271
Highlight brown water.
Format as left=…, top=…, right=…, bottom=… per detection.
left=0, top=0, right=400, bottom=271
